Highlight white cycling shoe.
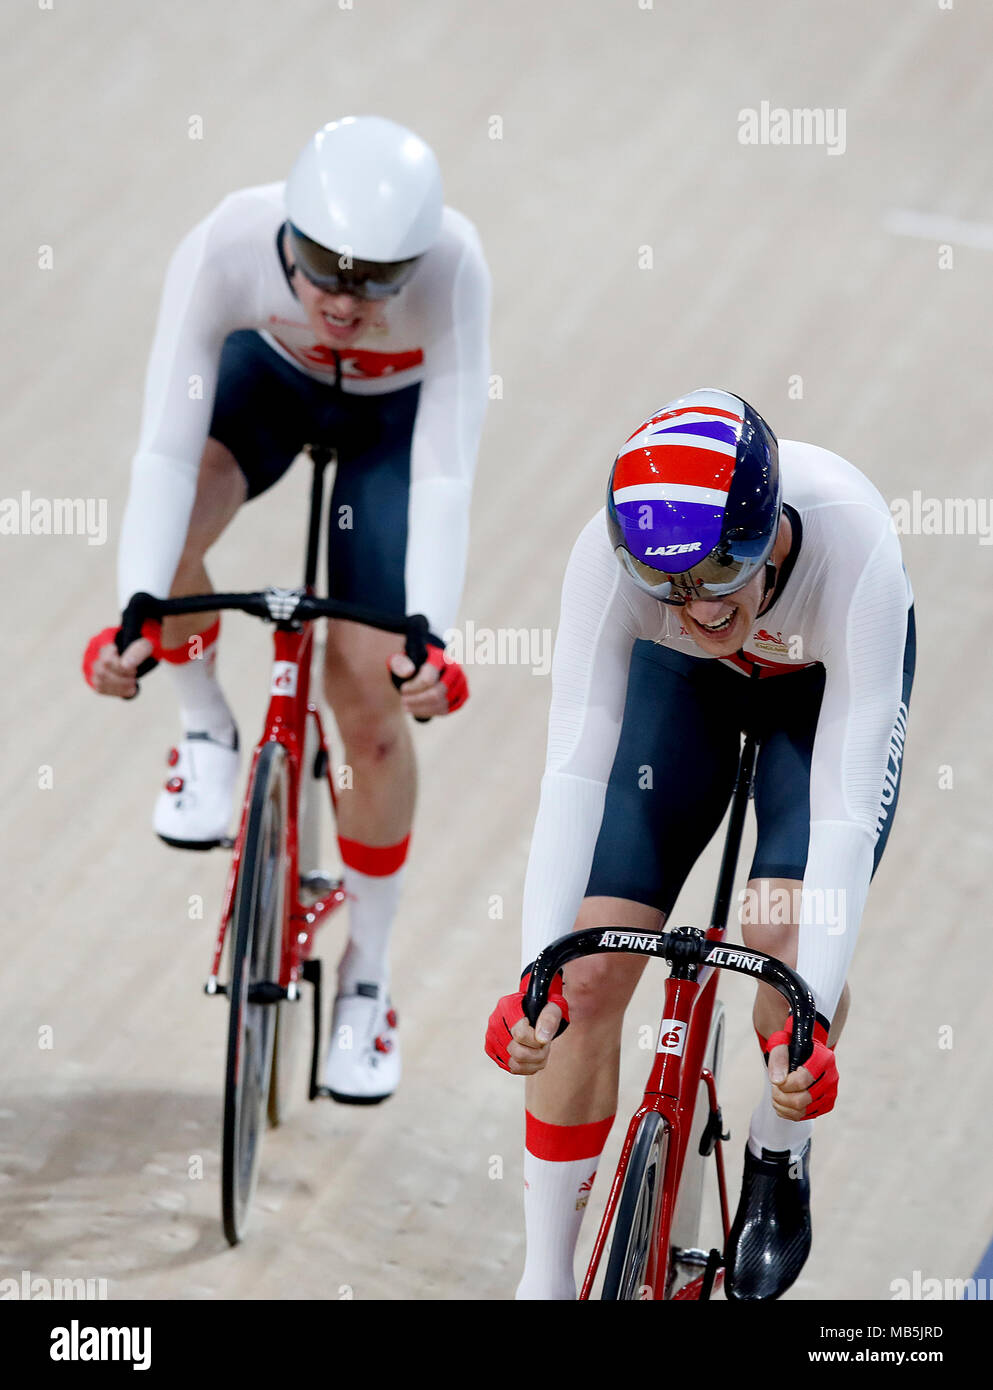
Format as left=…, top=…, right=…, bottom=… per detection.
left=154, top=731, right=239, bottom=850
left=323, top=985, right=400, bottom=1105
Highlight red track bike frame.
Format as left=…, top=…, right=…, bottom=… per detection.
left=579, top=930, right=731, bottom=1300
left=206, top=620, right=345, bottom=1002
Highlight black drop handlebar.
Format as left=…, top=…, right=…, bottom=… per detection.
left=115, top=588, right=435, bottom=694
left=522, top=926, right=817, bottom=1075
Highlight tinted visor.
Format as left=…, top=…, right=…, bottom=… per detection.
left=288, top=224, right=421, bottom=300
left=617, top=538, right=770, bottom=606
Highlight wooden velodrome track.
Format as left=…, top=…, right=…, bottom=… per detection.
left=3, top=0, right=991, bottom=1301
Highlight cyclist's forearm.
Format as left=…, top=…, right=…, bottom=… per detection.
left=795, top=820, right=873, bottom=1021
left=403, top=476, right=470, bottom=637
left=117, top=452, right=198, bottom=608
left=521, top=772, right=607, bottom=970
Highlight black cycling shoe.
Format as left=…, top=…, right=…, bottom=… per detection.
left=724, top=1140, right=812, bottom=1300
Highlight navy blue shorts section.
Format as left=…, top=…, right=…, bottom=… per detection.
left=208, top=330, right=420, bottom=612
left=585, top=606, right=916, bottom=913
left=586, top=641, right=742, bottom=915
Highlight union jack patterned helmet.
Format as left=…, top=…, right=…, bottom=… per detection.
left=606, top=388, right=781, bottom=605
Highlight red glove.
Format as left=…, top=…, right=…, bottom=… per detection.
left=82, top=621, right=162, bottom=690
left=761, top=1016, right=838, bottom=1119
left=485, top=969, right=570, bottom=1073
left=426, top=646, right=469, bottom=713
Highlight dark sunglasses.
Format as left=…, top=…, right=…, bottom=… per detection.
left=287, top=224, right=421, bottom=301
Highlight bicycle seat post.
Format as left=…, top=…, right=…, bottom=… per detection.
left=304, top=445, right=335, bottom=591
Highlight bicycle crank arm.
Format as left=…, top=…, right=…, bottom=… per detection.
left=303, top=957, right=325, bottom=1102
left=699, top=1249, right=722, bottom=1301
left=247, top=981, right=292, bottom=1005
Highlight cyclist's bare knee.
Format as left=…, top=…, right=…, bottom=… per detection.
left=323, top=621, right=407, bottom=757
left=339, top=710, right=406, bottom=767
left=560, top=897, right=660, bottom=1025
left=562, top=957, right=644, bottom=1026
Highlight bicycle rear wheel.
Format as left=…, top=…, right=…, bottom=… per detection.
left=222, top=741, right=287, bottom=1246
left=601, top=1112, right=669, bottom=1300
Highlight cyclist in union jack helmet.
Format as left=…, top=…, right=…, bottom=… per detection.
left=83, top=116, right=490, bottom=1105
left=487, top=388, right=915, bottom=1300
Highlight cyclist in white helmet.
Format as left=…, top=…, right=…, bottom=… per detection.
left=83, top=115, right=491, bottom=1103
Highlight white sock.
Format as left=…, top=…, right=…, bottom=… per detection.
left=747, top=1069, right=813, bottom=1160
left=516, top=1113, right=614, bottom=1301
left=336, top=839, right=410, bottom=997
left=164, top=627, right=237, bottom=746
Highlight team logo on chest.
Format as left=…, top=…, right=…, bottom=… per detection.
left=266, top=319, right=424, bottom=379
left=752, top=627, right=788, bottom=655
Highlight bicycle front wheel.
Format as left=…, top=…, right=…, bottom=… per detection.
left=269, top=710, right=322, bottom=1127
left=601, top=1112, right=669, bottom=1300
left=221, top=741, right=287, bottom=1246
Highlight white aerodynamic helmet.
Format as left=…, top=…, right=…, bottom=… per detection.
left=285, top=115, right=443, bottom=298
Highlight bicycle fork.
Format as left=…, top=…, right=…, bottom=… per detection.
left=579, top=969, right=732, bottom=1300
